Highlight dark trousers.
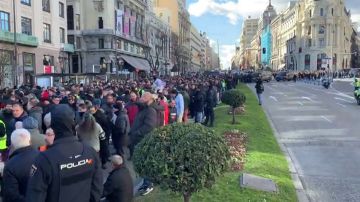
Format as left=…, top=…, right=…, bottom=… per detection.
left=112, top=133, right=127, bottom=156
left=99, top=139, right=110, bottom=165
left=204, top=106, right=214, bottom=126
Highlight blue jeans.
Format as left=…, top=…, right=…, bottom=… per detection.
left=257, top=93, right=262, bottom=105
left=195, top=112, right=203, bottom=123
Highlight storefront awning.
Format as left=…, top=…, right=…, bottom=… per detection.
left=121, top=55, right=151, bottom=72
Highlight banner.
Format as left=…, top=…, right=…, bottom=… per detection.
left=136, top=14, right=142, bottom=38
left=115, top=9, right=123, bottom=35
left=130, top=14, right=136, bottom=37
left=124, top=8, right=130, bottom=36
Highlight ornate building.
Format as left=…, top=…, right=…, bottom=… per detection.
left=270, top=0, right=356, bottom=71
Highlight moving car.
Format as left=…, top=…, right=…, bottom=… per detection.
left=275, top=72, right=287, bottom=81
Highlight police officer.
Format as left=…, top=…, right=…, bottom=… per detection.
left=26, top=104, right=103, bottom=202
left=354, top=77, right=360, bottom=91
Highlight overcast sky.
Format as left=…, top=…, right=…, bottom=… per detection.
left=187, top=0, right=360, bottom=69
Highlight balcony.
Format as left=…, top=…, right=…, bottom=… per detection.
left=61, top=43, right=75, bottom=53
left=0, top=30, right=38, bottom=47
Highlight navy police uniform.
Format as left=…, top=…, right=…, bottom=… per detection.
left=26, top=104, right=103, bottom=202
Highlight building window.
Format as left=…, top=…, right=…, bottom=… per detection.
left=59, top=2, right=64, bottom=18
left=59, top=27, right=65, bottom=43
left=0, top=11, right=10, bottom=31
left=42, top=0, right=50, bottom=12
left=332, top=8, right=334, bottom=16
left=309, top=9, right=312, bottom=18
left=76, top=37, right=81, bottom=49
left=68, top=35, right=74, bottom=45
left=21, top=17, right=32, bottom=35
left=307, top=39, right=312, bottom=47
left=67, top=6, right=74, bottom=30
left=43, top=55, right=54, bottom=66
left=43, top=23, right=51, bottom=43
left=99, top=38, right=104, bottom=49
left=72, top=55, right=79, bottom=73
left=75, top=14, right=80, bottom=30
left=21, top=0, right=31, bottom=6
left=98, top=17, right=103, bottom=29
left=307, top=26, right=311, bottom=35
left=23, top=53, right=35, bottom=72
left=319, top=38, right=325, bottom=47
left=319, top=25, right=325, bottom=34
left=320, top=8, right=324, bottom=16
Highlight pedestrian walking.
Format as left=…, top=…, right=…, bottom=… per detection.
left=255, top=79, right=264, bottom=105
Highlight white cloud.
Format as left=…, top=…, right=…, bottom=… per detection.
left=219, top=45, right=236, bottom=69
left=189, top=0, right=360, bottom=25
left=188, top=0, right=289, bottom=25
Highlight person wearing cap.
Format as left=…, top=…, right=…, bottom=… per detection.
left=22, top=116, right=46, bottom=150
left=26, top=104, right=103, bottom=202
left=3, top=129, right=39, bottom=201
left=102, top=155, right=133, bottom=202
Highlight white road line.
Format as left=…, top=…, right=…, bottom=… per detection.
left=301, top=96, right=314, bottom=102
left=297, top=101, right=304, bottom=106
left=336, top=102, right=346, bottom=108
left=334, top=97, right=353, bottom=104
left=270, top=96, right=278, bottom=102
left=321, top=116, right=332, bottom=123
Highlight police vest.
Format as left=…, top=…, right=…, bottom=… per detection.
left=0, top=120, right=7, bottom=150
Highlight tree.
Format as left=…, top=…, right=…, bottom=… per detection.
left=221, top=89, right=246, bottom=124
left=0, top=51, right=11, bottom=88
left=133, top=123, right=230, bottom=202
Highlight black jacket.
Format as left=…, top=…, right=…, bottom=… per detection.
left=93, top=109, right=111, bottom=138
left=129, top=103, right=157, bottom=147
left=205, top=87, right=217, bottom=109
left=192, top=90, right=205, bottom=112
left=26, top=105, right=103, bottom=202
left=112, top=109, right=130, bottom=138
left=255, top=80, right=264, bottom=94
left=103, top=165, right=133, bottom=202
left=3, top=146, right=39, bottom=202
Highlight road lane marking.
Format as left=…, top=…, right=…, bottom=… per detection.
left=269, top=96, right=278, bottom=102
left=334, top=97, right=353, bottom=103
left=336, top=103, right=346, bottom=108
left=301, top=96, right=314, bottom=102
left=297, top=101, right=304, bottom=106
left=321, top=116, right=332, bottom=123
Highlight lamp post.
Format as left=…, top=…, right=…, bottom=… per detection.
left=13, top=0, right=18, bottom=87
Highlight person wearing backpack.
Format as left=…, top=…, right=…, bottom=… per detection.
left=255, top=78, right=265, bottom=105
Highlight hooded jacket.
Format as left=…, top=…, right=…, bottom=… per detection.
left=27, top=106, right=43, bottom=131
left=26, top=104, right=103, bottom=202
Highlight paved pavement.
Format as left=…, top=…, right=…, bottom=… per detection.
left=249, top=80, right=360, bottom=202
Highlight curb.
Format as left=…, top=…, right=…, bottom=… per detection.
left=246, top=83, right=310, bottom=202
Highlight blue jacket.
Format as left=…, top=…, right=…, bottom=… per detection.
left=175, top=93, right=184, bottom=117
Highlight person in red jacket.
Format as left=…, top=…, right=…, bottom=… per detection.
left=158, top=93, right=169, bottom=125
left=125, top=92, right=138, bottom=127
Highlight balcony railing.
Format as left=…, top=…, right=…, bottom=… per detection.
left=0, top=30, right=38, bottom=47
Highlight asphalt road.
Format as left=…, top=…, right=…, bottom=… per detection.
left=250, top=80, right=360, bottom=202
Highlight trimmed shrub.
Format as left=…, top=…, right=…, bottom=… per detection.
left=133, top=123, right=230, bottom=202
left=221, top=89, right=246, bottom=124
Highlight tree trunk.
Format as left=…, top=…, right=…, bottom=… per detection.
left=183, top=193, right=191, bottom=202
left=232, top=107, right=236, bottom=124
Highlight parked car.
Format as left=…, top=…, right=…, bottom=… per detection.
left=261, top=71, right=273, bottom=82
left=285, top=72, right=296, bottom=81
left=275, top=72, right=287, bottom=81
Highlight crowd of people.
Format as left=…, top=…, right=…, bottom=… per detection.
left=0, top=74, right=239, bottom=201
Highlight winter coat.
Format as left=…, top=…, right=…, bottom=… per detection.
left=26, top=105, right=103, bottom=202
left=28, top=106, right=43, bottom=131
left=255, top=80, right=264, bottom=94
left=159, top=100, right=169, bottom=125
left=93, top=109, right=112, bottom=139
left=3, top=146, right=39, bottom=202
left=103, top=165, right=133, bottom=202
left=112, top=109, right=130, bottom=146
left=101, top=103, right=114, bottom=122
left=76, top=123, right=105, bottom=152
left=129, top=103, right=157, bottom=147
left=205, top=87, right=217, bottom=109
left=0, top=109, right=14, bottom=145
left=181, top=90, right=190, bottom=109
left=193, top=90, right=205, bottom=112
left=125, top=101, right=139, bottom=127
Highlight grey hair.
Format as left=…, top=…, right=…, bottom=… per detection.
left=11, top=129, right=31, bottom=150
left=44, top=112, right=51, bottom=128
